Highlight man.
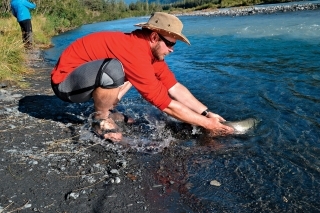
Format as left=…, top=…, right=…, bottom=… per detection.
left=10, top=0, right=36, bottom=49
left=51, top=12, right=234, bottom=141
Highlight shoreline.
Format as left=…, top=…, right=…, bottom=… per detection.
left=0, top=48, right=206, bottom=212
left=1, top=47, right=198, bottom=213
left=175, top=1, right=320, bottom=16
left=0, top=49, right=158, bottom=212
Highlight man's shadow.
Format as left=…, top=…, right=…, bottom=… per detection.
left=18, top=95, right=94, bottom=124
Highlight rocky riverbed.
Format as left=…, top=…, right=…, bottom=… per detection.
left=0, top=49, right=206, bottom=213
left=176, top=1, right=320, bottom=16
left=0, top=50, right=163, bottom=213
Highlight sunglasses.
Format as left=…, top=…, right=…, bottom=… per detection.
left=158, top=33, right=176, bottom=48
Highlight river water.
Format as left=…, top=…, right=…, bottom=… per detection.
left=44, top=4, right=320, bottom=212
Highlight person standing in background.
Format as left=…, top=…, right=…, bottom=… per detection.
left=10, top=0, right=36, bottom=49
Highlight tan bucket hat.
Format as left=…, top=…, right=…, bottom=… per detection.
left=134, top=12, right=190, bottom=45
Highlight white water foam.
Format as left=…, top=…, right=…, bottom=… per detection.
left=79, top=98, right=196, bottom=154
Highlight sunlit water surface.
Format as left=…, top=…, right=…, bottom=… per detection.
left=44, top=5, right=320, bottom=212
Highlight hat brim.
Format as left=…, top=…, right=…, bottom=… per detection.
left=135, top=23, right=190, bottom=45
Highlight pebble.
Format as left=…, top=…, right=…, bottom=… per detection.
left=67, top=192, right=79, bottom=200
left=110, top=169, right=119, bottom=175
left=9, top=124, right=16, bottom=129
left=0, top=89, right=23, bottom=102
left=12, top=94, right=23, bottom=98
left=23, top=203, right=32, bottom=209
left=29, top=160, right=38, bottom=165
left=115, top=177, right=121, bottom=184
left=117, top=160, right=127, bottom=168
left=107, top=193, right=117, bottom=198
left=0, top=83, right=7, bottom=88
left=210, top=180, right=221, bottom=186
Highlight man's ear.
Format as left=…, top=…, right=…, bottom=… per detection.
left=149, top=32, right=159, bottom=44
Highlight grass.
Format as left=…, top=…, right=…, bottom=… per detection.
left=0, top=15, right=54, bottom=87
left=0, top=18, right=31, bottom=87
left=32, top=15, right=56, bottom=48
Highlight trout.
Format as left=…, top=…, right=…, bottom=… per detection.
left=223, top=118, right=258, bottom=134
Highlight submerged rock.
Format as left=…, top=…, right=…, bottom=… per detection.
left=210, top=180, right=221, bottom=186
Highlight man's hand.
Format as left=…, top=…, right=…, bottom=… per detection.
left=207, top=112, right=226, bottom=122
left=205, top=114, right=234, bottom=137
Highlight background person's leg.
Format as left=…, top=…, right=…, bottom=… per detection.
left=18, top=19, right=33, bottom=48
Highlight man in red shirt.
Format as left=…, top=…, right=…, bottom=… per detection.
left=51, top=12, right=234, bottom=141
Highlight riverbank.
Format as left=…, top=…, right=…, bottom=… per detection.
left=0, top=48, right=201, bottom=212
left=0, top=50, right=163, bottom=213
left=176, top=1, right=320, bottom=16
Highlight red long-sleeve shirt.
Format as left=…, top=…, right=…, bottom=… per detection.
left=51, top=30, right=177, bottom=110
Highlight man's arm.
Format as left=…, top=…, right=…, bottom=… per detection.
left=168, top=82, right=210, bottom=116
left=163, top=82, right=234, bottom=134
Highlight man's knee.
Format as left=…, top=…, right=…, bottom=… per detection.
left=99, top=59, right=125, bottom=89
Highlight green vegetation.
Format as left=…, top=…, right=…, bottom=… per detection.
left=0, top=0, right=294, bottom=85
left=0, top=17, right=30, bottom=86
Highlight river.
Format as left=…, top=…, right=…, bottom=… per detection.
left=44, top=3, right=320, bottom=212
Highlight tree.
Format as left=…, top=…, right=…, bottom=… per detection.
left=83, top=0, right=105, bottom=11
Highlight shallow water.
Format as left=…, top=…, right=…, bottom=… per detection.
left=44, top=5, right=320, bottom=212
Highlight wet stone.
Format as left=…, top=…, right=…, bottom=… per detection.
left=66, top=192, right=80, bottom=200
left=210, top=180, right=221, bottom=186
left=115, top=177, right=121, bottom=184
left=110, top=169, right=119, bottom=175
left=0, top=82, right=8, bottom=88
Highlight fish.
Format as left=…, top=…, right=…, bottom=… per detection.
left=223, top=118, right=258, bottom=135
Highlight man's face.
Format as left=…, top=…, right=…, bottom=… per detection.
left=151, top=34, right=176, bottom=61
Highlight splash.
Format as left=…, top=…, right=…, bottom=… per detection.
left=79, top=98, right=259, bottom=154
left=79, top=98, right=196, bottom=154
